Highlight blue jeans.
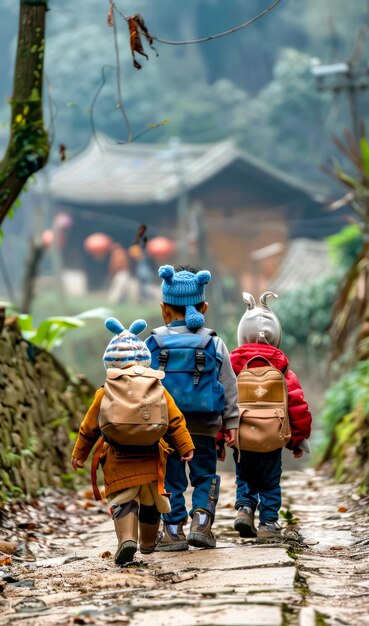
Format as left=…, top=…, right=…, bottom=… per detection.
left=233, top=448, right=282, bottom=525
left=163, top=434, right=220, bottom=524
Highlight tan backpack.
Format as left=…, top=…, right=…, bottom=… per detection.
left=99, top=365, right=168, bottom=447
left=237, top=356, right=291, bottom=453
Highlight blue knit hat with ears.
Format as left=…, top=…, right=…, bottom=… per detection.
left=159, top=265, right=211, bottom=330
left=103, top=317, right=151, bottom=370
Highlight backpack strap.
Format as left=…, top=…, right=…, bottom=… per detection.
left=151, top=326, right=214, bottom=373
left=194, top=330, right=215, bottom=385
left=196, top=326, right=217, bottom=338
left=151, top=326, right=168, bottom=346
left=149, top=328, right=169, bottom=370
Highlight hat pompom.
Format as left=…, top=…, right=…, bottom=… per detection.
left=105, top=317, right=125, bottom=335
left=129, top=319, right=147, bottom=336
left=158, top=265, right=175, bottom=283
left=195, top=270, right=211, bottom=285
left=185, top=304, right=205, bottom=330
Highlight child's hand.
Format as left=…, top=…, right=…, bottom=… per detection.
left=224, top=428, right=237, bottom=447
left=181, top=449, right=194, bottom=462
left=293, top=449, right=303, bottom=459
left=71, top=457, right=85, bottom=470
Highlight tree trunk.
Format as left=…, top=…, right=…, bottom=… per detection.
left=20, top=238, right=45, bottom=313
left=0, top=0, right=49, bottom=224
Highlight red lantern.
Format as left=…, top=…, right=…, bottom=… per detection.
left=41, top=229, right=54, bottom=249
left=84, top=233, right=112, bottom=259
left=146, top=236, right=176, bottom=259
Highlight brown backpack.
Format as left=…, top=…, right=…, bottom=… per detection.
left=237, top=356, right=291, bottom=453
left=99, top=365, right=168, bottom=447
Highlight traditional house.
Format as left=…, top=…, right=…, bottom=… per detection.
left=42, top=134, right=346, bottom=292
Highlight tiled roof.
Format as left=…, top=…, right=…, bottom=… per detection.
left=46, top=134, right=323, bottom=205
left=269, top=238, right=334, bottom=294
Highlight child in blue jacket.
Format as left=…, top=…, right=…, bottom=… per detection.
left=146, top=264, right=239, bottom=551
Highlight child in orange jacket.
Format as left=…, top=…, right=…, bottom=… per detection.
left=72, top=317, right=194, bottom=565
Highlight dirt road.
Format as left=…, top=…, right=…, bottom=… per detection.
left=0, top=469, right=368, bottom=626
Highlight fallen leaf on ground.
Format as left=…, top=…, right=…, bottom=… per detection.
left=100, top=551, right=112, bottom=558
left=0, top=554, right=12, bottom=565
left=0, top=540, right=17, bottom=555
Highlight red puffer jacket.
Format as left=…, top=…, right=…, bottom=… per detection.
left=230, top=343, right=312, bottom=451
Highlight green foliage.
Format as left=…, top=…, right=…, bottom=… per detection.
left=319, top=359, right=369, bottom=441
left=0, top=303, right=112, bottom=352
left=273, top=275, right=338, bottom=353
left=327, top=224, right=363, bottom=270
left=280, top=508, right=299, bottom=526
left=1, top=449, right=22, bottom=468
left=17, top=314, right=85, bottom=351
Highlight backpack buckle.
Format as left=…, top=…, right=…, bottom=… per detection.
left=158, top=348, right=169, bottom=370
left=194, top=349, right=205, bottom=385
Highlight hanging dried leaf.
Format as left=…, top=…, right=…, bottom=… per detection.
left=59, top=144, right=67, bottom=162
left=128, top=17, right=148, bottom=70
left=107, top=5, right=114, bottom=27
left=128, top=15, right=157, bottom=70
left=134, top=14, right=158, bottom=56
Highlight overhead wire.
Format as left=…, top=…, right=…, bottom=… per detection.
left=111, top=0, right=282, bottom=46
left=90, top=0, right=282, bottom=147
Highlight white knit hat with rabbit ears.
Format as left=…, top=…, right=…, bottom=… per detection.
left=237, top=291, right=282, bottom=348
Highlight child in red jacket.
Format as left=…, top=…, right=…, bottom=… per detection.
left=230, top=291, right=312, bottom=541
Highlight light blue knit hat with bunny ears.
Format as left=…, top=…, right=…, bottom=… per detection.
left=159, top=265, right=211, bottom=330
left=103, top=317, right=151, bottom=370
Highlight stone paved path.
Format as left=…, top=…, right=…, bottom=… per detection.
left=1, top=469, right=368, bottom=626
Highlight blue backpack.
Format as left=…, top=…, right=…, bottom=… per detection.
left=147, top=326, right=225, bottom=419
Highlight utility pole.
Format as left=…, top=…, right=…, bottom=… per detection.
left=311, top=59, right=369, bottom=140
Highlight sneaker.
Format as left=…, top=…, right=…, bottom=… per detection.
left=155, top=522, right=189, bottom=552
left=257, top=521, right=282, bottom=541
left=234, top=506, right=257, bottom=538
left=187, top=509, right=216, bottom=548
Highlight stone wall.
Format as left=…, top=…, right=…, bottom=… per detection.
left=0, top=316, right=95, bottom=500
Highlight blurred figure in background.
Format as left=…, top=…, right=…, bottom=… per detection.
left=107, top=243, right=131, bottom=304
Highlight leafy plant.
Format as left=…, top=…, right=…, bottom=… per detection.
left=280, top=508, right=299, bottom=525
left=0, top=304, right=112, bottom=352
left=323, top=128, right=369, bottom=360
left=317, top=358, right=369, bottom=483
left=273, top=275, right=338, bottom=353
left=327, top=224, right=363, bottom=271
left=319, top=359, right=369, bottom=439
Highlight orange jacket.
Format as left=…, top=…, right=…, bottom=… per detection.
left=72, top=387, right=194, bottom=498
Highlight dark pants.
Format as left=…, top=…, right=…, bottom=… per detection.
left=163, top=434, right=220, bottom=524
left=233, top=448, right=282, bottom=525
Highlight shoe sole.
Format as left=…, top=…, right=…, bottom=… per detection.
left=115, top=541, right=137, bottom=565
left=140, top=545, right=156, bottom=555
left=234, top=520, right=257, bottom=538
left=187, top=532, right=216, bottom=548
left=155, top=542, right=189, bottom=552
left=256, top=533, right=282, bottom=543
